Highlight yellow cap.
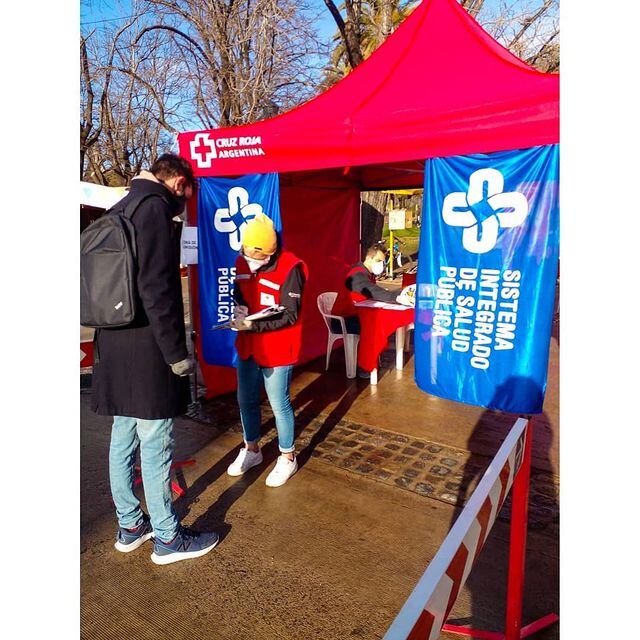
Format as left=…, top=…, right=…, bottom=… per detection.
left=241, top=213, right=277, bottom=255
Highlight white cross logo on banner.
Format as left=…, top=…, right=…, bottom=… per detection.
left=214, top=186, right=264, bottom=251
left=442, top=168, right=529, bottom=254
left=190, top=133, right=217, bottom=168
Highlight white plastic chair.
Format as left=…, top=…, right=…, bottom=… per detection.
left=316, top=292, right=359, bottom=379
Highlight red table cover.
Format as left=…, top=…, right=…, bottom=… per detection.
left=401, top=271, right=417, bottom=289
left=356, top=306, right=415, bottom=372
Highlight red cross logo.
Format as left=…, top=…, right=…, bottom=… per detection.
left=190, top=133, right=217, bottom=168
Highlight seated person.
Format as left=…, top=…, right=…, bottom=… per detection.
left=331, top=245, right=405, bottom=335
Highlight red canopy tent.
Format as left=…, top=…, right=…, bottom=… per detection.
left=178, top=0, right=559, bottom=397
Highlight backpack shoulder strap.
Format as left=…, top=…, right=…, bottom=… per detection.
left=109, top=192, right=168, bottom=220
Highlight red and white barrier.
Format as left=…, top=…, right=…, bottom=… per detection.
left=80, top=340, right=94, bottom=370
left=384, top=417, right=558, bottom=640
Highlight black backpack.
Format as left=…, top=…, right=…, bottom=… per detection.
left=80, top=192, right=165, bottom=328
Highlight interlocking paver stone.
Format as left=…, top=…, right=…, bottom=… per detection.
left=198, top=396, right=559, bottom=529
left=415, top=482, right=435, bottom=496
left=430, top=465, right=451, bottom=477
left=356, top=464, right=374, bottom=474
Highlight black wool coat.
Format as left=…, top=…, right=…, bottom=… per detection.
left=91, top=174, right=191, bottom=419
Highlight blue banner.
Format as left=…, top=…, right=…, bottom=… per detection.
left=197, top=173, right=281, bottom=366
left=415, top=145, right=559, bottom=413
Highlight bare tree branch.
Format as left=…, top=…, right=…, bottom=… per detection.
left=100, top=65, right=179, bottom=133
left=134, top=24, right=209, bottom=64
left=508, top=0, right=552, bottom=49
left=323, top=0, right=364, bottom=69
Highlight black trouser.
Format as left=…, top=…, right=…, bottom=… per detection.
left=330, top=316, right=360, bottom=335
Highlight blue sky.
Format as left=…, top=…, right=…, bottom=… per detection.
left=81, top=0, right=338, bottom=42
left=80, top=0, right=341, bottom=132
left=80, top=1, right=517, bottom=46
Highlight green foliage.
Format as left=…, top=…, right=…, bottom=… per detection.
left=325, top=1, right=418, bottom=82
left=382, top=225, right=421, bottom=237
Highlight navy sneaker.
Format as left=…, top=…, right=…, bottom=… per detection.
left=114, top=514, right=155, bottom=553
left=151, top=527, right=219, bottom=565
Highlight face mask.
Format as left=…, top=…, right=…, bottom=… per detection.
left=371, top=261, right=385, bottom=276
left=173, top=194, right=187, bottom=214
left=245, top=255, right=270, bottom=272
left=157, top=177, right=187, bottom=213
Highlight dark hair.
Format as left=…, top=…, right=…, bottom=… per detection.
left=365, top=245, right=385, bottom=260
left=150, top=153, right=195, bottom=189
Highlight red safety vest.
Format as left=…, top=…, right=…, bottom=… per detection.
left=331, top=263, right=376, bottom=317
left=235, top=250, right=308, bottom=367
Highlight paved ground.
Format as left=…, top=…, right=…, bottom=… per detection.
left=81, top=329, right=559, bottom=639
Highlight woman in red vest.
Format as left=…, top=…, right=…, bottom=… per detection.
left=227, top=214, right=308, bottom=487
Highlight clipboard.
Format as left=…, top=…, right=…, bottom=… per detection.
left=245, top=305, right=285, bottom=321
left=211, top=305, right=286, bottom=331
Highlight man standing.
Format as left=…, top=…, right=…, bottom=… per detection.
left=91, top=154, right=219, bottom=565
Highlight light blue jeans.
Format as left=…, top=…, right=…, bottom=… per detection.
left=237, top=357, right=295, bottom=453
left=109, top=415, right=179, bottom=542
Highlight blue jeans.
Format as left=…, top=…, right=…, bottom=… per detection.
left=237, top=357, right=295, bottom=453
left=109, top=415, right=179, bottom=542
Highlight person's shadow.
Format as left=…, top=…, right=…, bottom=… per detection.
left=444, top=377, right=559, bottom=635
left=290, top=360, right=367, bottom=470
left=171, top=391, right=275, bottom=543
left=184, top=356, right=366, bottom=538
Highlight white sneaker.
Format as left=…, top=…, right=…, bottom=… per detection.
left=227, top=447, right=263, bottom=476
left=265, top=455, right=298, bottom=487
